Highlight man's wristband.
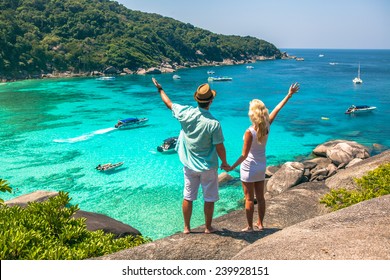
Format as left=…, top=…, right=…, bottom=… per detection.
left=157, top=87, right=163, bottom=92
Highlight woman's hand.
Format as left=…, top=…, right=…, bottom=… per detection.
left=288, top=82, right=300, bottom=97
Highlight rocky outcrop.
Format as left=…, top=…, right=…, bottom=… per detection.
left=326, top=142, right=370, bottom=166
left=264, top=140, right=378, bottom=196
left=95, top=181, right=330, bottom=260
left=232, top=195, right=390, bottom=260
left=4, top=190, right=142, bottom=238
left=313, top=140, right=370, bottom=165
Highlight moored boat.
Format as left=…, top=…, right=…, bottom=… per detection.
left=96, top=162, right=124, bottom=172
left=157, top=137, right=178, bottom=153
left=345, top=105, right=376, bottom=114
left=207, top=76, right=232, bottom=82
left=114, top=117, right=148, bottom=129
left=353, top=63, right=363, bottom=84
left=96, top=76, right=116, bottom=81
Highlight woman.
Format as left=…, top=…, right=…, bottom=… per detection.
left=229, top=83, right=300, bottom=232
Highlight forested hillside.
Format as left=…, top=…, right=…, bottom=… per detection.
left=0, top=0, right=281, bottom=79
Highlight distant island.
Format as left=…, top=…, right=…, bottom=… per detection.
left=0, top=0, right=282, bottom=81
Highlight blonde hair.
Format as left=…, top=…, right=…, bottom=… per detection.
left=248, top=99, right=270, bottom=143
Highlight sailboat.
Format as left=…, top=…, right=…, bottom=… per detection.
left=353, top=63, right=363, bottom=84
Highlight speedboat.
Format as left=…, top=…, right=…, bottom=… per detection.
left=246, top=65, right=254, bottom=69
left=157, top=137, right=178, bottom=153
left=96, top=162, right=124, bottom=172
left=173, top=74, right=181, bottom=80
left=207, top=71, right=215, bottom=75
left=114, top=117, right=148, bottom=129
left=207, top=76, right=232, bottom=82
left=345, top=105, right=376, bottom=114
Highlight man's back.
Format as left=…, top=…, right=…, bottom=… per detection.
left=172, top=104, right=224, bottom=172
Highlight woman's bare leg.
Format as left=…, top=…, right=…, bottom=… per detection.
left=254, top=180, right=265, bottom=230
left=242, top=181, right=255, bottom=231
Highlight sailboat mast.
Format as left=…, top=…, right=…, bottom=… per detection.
left=358, top=63, right=360, bottom=78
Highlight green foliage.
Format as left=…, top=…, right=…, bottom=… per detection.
left=0, top=179, right=12, bottom=204
left=0, top=191, right=151, bottom=260
left=320, top=163, right=390, bottom=211
left=0, top=0, right=280, bottom=78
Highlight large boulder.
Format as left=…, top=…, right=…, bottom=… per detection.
left=313, top=140, right=368, bottom=157
left=266, top=162, right=305, bottom=195
left=73, top=210, right=141, bottom=238
left=326, top=142, right=370, bottom=166
left=325, top=149, right=390, bottom=190
left=232, top=195, right=390, bottom=260
left=5, top=190, right=58, bottom=207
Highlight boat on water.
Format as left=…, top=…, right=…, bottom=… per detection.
left=353, top=63, right=363, bottom=84
left=208, top=76, right=233, bottom=82
left=173, top=74, right=181, bottom=80
left=157, top=137, right=178, bottom=153
left=114, top=117, right=148, bottom=129
left=345, top=105, right=376, bottom=114
left=96, top=162, right=124, bottom=172
left=207, top=71, right=215, bottom=75
left=96, top=76, right=116, bottom=81
left=246, top=65, right=254, bottom=69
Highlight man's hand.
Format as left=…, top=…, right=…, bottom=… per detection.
left=152, top=77, right=162, bottom=90
left=152, top=77, right=172, bottom=109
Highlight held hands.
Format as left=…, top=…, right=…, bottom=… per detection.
left=220, top=163, right=231, bottom=172
left=288, top=82, right=300, bottom=97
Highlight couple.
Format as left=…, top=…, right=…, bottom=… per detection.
left=152, top=78, right=300, bottom=234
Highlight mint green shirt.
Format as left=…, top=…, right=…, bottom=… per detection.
left=172, top=103, right=224, bottom=172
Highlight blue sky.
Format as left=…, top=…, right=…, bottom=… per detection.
left=116, top=0, right=390, bottom=49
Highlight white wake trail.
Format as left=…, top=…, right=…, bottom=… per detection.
left=53, top=127, right=116, bottom=143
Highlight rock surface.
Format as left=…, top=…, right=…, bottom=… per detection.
left=232, top=195, right=390, bottom=260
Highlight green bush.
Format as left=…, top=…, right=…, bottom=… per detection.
left=0, top=191, right=151, bottom=260
left=0, top=179, right=12, bottom=204
left=320, top=163, right=390, bottom=211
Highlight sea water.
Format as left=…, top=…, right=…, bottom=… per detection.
left=1, top=49, right=389, bottom=240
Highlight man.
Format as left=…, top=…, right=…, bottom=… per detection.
left=152, top=77, right=229, bottom=234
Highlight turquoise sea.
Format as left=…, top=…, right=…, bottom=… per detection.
left=1, top=49, right=389, bottom=240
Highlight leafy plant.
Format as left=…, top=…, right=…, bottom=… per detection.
left=0, top=191, right=151, bottom=260
left=320, top=163, right=390, bottom=211
left=0, top=179, right=12, bottom=204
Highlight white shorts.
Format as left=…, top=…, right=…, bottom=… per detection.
left=183, top=167, right=219, bottom=202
